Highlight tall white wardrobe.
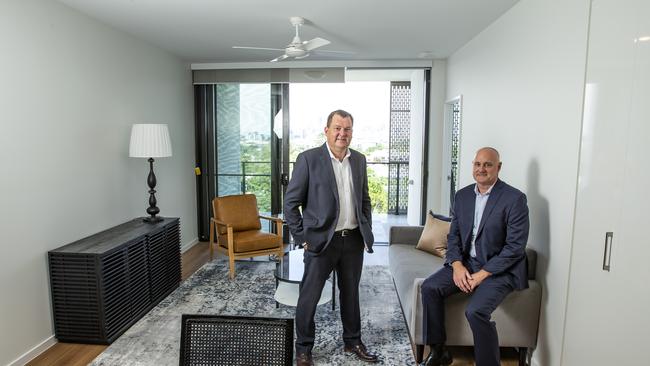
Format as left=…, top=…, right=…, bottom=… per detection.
left=562, top=0, right=650, bottom=364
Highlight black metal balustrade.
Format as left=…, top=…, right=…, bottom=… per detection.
left=376, top=161, right=409, bottom=215
left=216, top=161, right=409, bottom=215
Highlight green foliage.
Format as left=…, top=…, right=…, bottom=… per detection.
left=233, top=142, right=390, bottom=215
left=361, top=143, right=387, bottom=156
left=240, top=143, right=270, bottom=171
left=240, top=142, right=272, bottom=212
left=244, top=176, right=271, bottom=213
left=367, top=168, right=388, bottom=214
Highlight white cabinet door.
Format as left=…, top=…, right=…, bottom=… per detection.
left=562, top=0, right=650, bottom=364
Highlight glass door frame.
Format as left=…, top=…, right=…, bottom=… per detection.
left=194, top=83, right=288, bottom=241
left=194, top=72, right=431, bottom=241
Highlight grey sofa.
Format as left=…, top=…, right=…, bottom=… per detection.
left=388, top=226, right=542, bottom=365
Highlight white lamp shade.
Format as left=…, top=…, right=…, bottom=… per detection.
left=129, top=124, right=172, bottom=158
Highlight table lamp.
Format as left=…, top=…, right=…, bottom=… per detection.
left=129, top=124, right=172, bottom=223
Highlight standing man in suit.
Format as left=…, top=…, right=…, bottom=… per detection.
left=421, top=147, right=529, bottom=366
left=284, top=110, right=379, bottom=366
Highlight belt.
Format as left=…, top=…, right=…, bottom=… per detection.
left=334, top=228, right=359, bottom=237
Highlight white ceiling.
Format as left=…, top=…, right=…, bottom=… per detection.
left=57, top=0, right=519, bottom=63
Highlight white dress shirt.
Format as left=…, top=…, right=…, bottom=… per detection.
left=470, top=183, right=495, bottom=257
left=326, top=144, right=358, bottom=231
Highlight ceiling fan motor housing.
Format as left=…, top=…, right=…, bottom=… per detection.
left=289, top=16, right=305, bottom=26
left=285, top=46, right=307, bottom=57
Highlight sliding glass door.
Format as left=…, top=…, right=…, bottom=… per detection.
left=194, top=83, right=286, bottom=240
left=194, top=69, right=430, bottom=243
left=287, top=72, right=427, bottom=243
left=215, top=84, right=273, bottom=212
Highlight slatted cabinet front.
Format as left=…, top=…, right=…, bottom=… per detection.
left=48, top=218, right=180, bottom=344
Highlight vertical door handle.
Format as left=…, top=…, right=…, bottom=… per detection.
left=602, top=232, right=613, bottom=272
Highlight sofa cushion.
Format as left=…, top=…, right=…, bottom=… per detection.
left=416, top=214, right=451, bottom=257
left=411, top=277, right=542, bottom=347
left=388, top=225, right=542, bottom=353
left=388, top=244, right=445, bottom=325
left=428, top=210, right=451, bottom=222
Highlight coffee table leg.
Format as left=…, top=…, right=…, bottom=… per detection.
left=276, top=278, right=279, bottom=308
left=332, top=270, right=336, bottom=310
left=275, top=257, right=283, bottom=308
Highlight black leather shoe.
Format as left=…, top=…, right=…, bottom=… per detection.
left=422, top=345, right=452, bottom=366
left=344, top=343, right=379, bottom=363
left=296, top=352, right=314, bottom=366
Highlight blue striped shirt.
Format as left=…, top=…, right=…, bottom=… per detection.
left=470, top=183, right=495, bottom=257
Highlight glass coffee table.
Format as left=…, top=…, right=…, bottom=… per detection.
left=274, top=248, right=336, bottom=310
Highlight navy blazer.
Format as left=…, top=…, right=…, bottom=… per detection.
left=445, top=179, right=530, bottom=290
left=284, top=143, right=374, bottom=254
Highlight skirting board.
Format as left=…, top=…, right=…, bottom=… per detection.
left=8, top=335, right=56, bottom=366
left=11, top=238, right=198, bottom=366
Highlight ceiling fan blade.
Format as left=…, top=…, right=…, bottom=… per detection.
left=270, top=54, right=290, bottom=62
left=294, top=53, right=310, bottom=60
left=302, top=37, right=330, bottom=51
left=314, top=49, right=356, bottom=55
left=233, top=46, right=285, bottom=51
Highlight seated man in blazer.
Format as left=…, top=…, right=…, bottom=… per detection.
left=284, top=110, right=378, bottom=366
left=421, top=147, right=530, bottom=366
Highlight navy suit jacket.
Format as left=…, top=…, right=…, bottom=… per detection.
left=445, top=179, right=530, bottom=290
left=283, top=143, right=374, bottom=254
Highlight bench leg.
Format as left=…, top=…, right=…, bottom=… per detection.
left=518, top=347, right=528, bottom=366
left=415, top=344, right=425, bottom=364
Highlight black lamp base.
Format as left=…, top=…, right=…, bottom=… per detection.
left=143, top=216, right=164, bottom=223
left=143, top=157, right=163, bottom=224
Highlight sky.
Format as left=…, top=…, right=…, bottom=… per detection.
left=289, top=82, right=390, bottom=150
left=237, top=82, right=391, bottom=152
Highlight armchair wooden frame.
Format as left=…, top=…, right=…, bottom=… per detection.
left=209, top=214, right=284, bottom=279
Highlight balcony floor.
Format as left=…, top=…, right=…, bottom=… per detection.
left=372, top=213, right=409, bottom=244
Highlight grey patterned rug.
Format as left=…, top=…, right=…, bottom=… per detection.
left=91, top=259, right=415, bottom=365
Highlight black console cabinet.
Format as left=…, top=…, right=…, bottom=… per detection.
left=48, top=217, right=181, bottom=344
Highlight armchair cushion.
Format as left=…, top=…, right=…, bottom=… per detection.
left=213, top=194, right=261, bottom=234
left=219, top=230, right=281, bottom=253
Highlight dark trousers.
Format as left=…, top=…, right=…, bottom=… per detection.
left=295, top=229, right=365, bottom=354
left=421, top=258, right=514, bottom=366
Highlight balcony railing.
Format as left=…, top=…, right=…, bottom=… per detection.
left=216, top=160, right=409, bottom=215
left=367, top=161, right=409, bottom=215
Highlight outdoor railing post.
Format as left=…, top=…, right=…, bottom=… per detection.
left=241, top=162, right=246, bottom=193
left=395, top=162, right=400, bottom=215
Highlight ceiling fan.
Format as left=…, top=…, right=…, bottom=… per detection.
left=233, top=16, right=351, bottom=62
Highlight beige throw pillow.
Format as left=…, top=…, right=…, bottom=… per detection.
left=416, top=214, right=451, bottom=258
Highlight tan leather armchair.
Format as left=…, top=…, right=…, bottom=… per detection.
left=209, top=194, right=284, bottom=279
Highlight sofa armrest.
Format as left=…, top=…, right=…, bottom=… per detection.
left=411, top=278, right=426, bottom=344
left=526, top=248, right=537, bottom=280
left=389, top=226, right=424, bottom=246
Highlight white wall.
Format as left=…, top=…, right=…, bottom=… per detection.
left=0, top=0, right=197, bottom=364
left=445, top=1, right=590, bottom=365
left=426, top=59, right=447, bottom=214
left=407, top=70, right=424, bottom=226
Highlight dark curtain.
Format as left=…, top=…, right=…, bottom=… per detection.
left=194, top=85, right=216, bottom=241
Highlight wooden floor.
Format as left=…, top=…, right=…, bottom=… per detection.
left=27, top=241, right=521, bottom=366
left=27, top=242, right=212, bottom=366
left=419, top=346, right=521, bottom=366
